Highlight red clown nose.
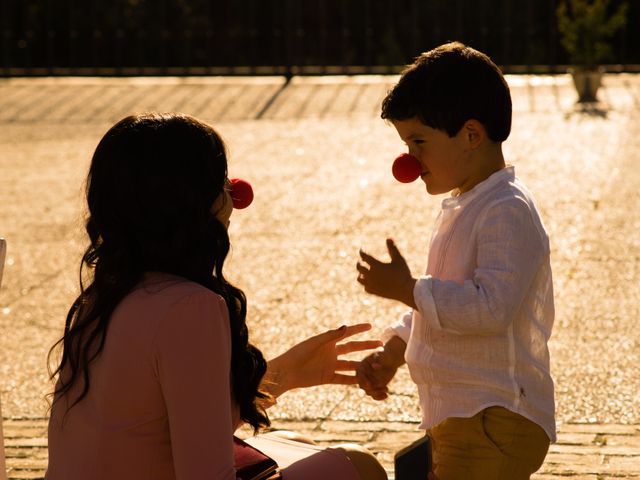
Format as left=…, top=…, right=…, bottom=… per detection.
left=392, top=154, right=422, bottom=183
left=229, top=178, right=254, bottom=209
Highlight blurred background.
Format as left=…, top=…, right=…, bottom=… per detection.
left=1, top=0, right=638, bottom=77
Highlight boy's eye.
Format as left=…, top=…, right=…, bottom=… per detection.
left=413, top=139, right=425, bottom=145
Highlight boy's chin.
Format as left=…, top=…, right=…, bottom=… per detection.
left=424, top=182, right=448, bottom=195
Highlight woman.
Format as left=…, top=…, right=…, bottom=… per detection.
left=46, top=113, right=387, bottom=479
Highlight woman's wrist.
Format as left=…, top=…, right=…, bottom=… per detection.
left=262, top=359, right=289, bottom=398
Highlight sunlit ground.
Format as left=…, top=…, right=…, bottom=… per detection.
left=0, top=73, right=638, bottom=430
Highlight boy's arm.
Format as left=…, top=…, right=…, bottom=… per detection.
left=357, top=238, right=417, bottom=309
left=416, top=199, right=548, bottom=335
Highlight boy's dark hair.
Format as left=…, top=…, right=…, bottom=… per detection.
left=381, top=42, right=512, bottom=142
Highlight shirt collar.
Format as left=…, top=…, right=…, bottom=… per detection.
left=442, top=166, right=515, bottom=210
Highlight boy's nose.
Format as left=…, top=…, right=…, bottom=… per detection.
left=392, top=153, right=421, bottom=183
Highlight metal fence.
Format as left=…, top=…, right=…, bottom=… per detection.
left=1, top=0, right=638, bottom=76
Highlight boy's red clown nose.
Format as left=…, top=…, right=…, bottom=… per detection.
left=229, top=178, right=254, bottom=209
left=392, top=154, right=421, bottom=183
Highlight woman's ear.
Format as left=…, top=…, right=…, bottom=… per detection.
left=463, top=119, right=486, bottom=149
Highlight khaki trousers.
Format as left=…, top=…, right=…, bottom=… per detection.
left=428, top=406, right=550, bottom=480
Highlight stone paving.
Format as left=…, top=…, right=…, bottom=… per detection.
left=1, top=73, right=640, bottom=478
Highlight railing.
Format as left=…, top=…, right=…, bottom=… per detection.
left=1, top=0, right=637, bottom=77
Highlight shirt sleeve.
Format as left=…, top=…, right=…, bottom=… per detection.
left=384, top=310, right=413, bottom=343
left=153, top=290, right=236, bottom=480
left=415, top=197, right=547, bottom=335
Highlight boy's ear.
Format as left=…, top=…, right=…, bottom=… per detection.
left=462, top=119, right=486, bottom=149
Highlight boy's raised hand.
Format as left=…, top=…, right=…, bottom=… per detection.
left=357, top=238, right=417, bottom=309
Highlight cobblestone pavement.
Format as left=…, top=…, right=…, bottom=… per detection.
left=1, top=74, right=639, bottom=478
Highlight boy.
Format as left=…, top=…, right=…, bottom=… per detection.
left=356, top=42, right=555, bottom=479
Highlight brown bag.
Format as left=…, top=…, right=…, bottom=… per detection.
left=234, top=436, right=279, bottom=480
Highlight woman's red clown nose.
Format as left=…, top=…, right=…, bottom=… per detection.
left=229, top=178, right=254, bottom=209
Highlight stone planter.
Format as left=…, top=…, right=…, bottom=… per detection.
left=569, top=67, right=605, bottom=103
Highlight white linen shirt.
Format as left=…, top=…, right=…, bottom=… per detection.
left=387, top=166, right=556, bottom=442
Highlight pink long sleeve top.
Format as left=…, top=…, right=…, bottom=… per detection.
left=47, top=273, right=239, bottom=480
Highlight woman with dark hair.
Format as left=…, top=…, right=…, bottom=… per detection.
left=46, top=113, right=387, bottom=480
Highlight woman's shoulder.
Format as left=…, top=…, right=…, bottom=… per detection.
left=133, top=272, right=224, bottom=305
left=112, top=273, right=227, bottom=334
left=113, top=273, right=230, bottom=347
left=146, top=275, right=232, bottom=354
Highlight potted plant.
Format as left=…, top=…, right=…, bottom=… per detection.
left=556, top=0, right=628, bottom=102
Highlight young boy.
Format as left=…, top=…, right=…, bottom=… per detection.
left=356, top=42, right=555, bottom=479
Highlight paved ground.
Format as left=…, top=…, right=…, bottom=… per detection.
left=0, top=73, right=639, bottom=478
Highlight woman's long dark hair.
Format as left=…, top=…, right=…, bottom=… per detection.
left=48, top=113, right=270, bottom=431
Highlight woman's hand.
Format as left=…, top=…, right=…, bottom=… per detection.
left=264, top=323, right=383, bottom=397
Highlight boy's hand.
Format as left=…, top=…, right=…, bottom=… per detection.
left=357, top=352, right=398, bottom=400
left=357, top=238, right=417, bottom=309
left=357, top=336, right=407, bottom=400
